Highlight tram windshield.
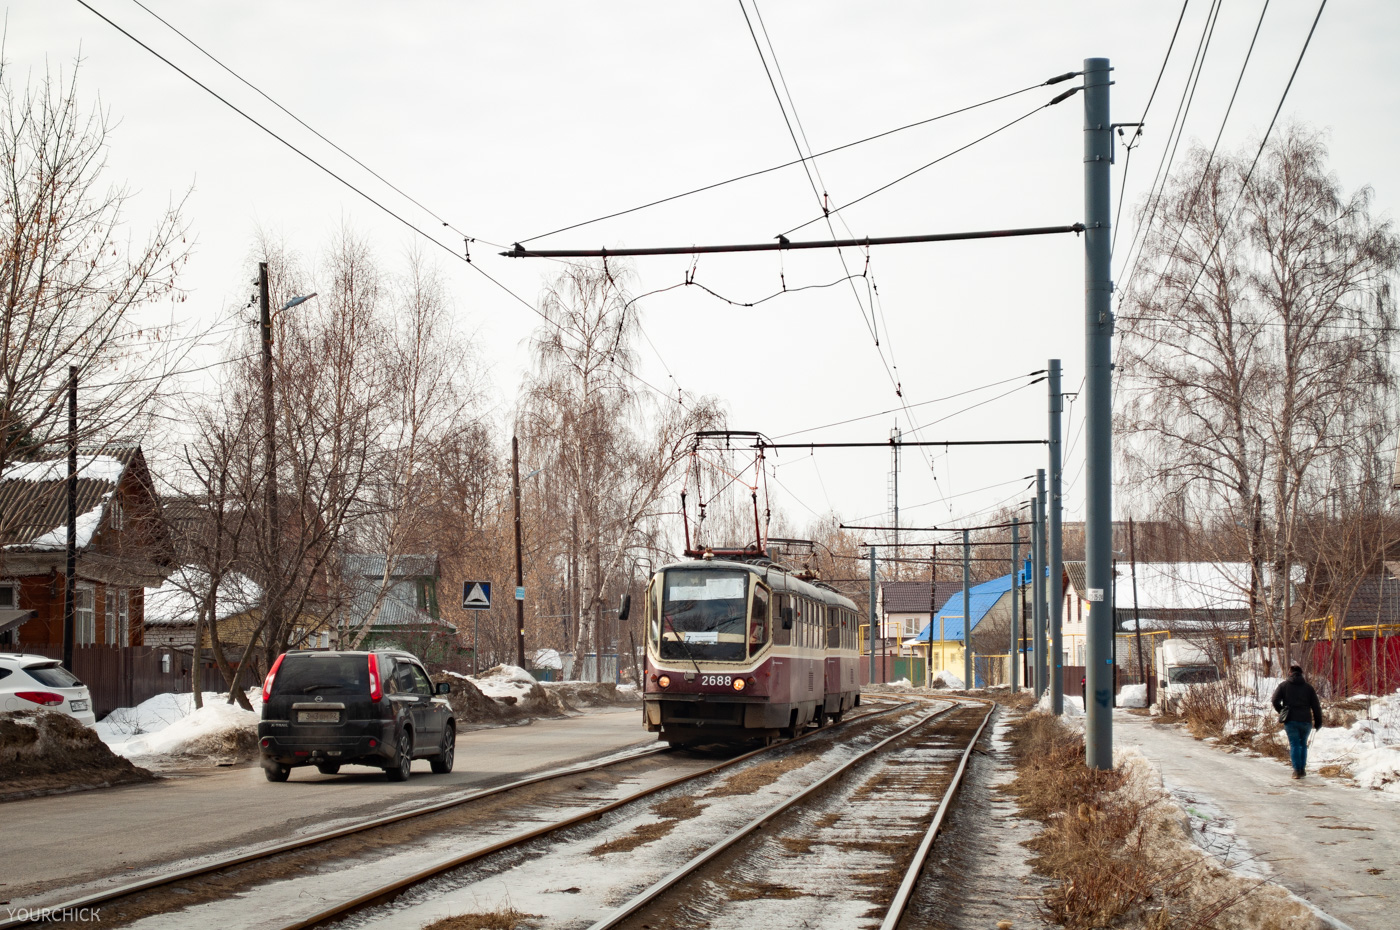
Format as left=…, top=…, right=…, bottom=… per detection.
left=656, top=569, right=750, bottom=662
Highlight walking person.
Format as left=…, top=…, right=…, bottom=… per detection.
left=1271, top=665, right=1323, bottom=779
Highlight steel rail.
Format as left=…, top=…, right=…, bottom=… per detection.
left=272, top=701, right=909, bottom=930
left=0, top=742, right=667, bottom=929
left=880, top=700, right=996, bottom=930
left=583, top=702, right=965, bottom=930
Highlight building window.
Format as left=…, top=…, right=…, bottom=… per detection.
left=118, top=590, right=129, bottom=645
left=76, top=585, right=96, bottom=645
left=105, top=590, right=117, bottom=644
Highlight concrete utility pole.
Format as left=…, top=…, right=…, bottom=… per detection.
left=258, top=262, right=280, bottom=658
left=962, top=530, right=972, bottom=689
left=1048, top=359, right=1064, bottom=714
left=1009, top=518, right=1020, bottom=692
left=891, top=426, right=901, bottom=579
left=868, top=546, right=877, bottom=684
left=1032, top=480, right=1046, bottom=697
left=1083, top=57, right=1115, bottom=769
left=62, top=366, right=77, bottom=670
left=512, top=435, right=527, bottom=670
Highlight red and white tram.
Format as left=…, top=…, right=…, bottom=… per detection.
left=641, top=553, right=861, bottom=745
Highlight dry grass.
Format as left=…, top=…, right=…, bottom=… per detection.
left=651, top=794, right=706, bottom=821
left=589, top=818, right=679, bottom=856
left=703, top=746, right=820, bottom=798
left=1179, top=682, right=1231, bottom=740
left=423, top=904, right=538, bottom=930
left=722, top=880, right=804, bottom=901
left=1003, top=712, right=1179, bottom=929
left=1003, top=712, right=1328, bottom=930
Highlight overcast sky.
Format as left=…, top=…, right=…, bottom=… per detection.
left=8, top=1, right=1398, bottom=546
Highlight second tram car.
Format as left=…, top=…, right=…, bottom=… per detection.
left=642, top=553, right=861, bottom=745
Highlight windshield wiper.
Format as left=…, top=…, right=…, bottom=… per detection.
left=662, top=615, right=705, bottom=678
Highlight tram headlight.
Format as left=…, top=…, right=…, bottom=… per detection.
left=657, top=675, right=671, bottom=688
left=732, top=678, right=746, bottom=691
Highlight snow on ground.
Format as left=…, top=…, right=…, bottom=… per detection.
left=1309, top=689, right=1400, bottom=795
left=97, top=691, right=261, bottom=762
left=1033, top=690, right=1084, bottom=718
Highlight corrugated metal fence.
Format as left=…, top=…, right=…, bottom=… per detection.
left=23, top=645, right=259, bottom=718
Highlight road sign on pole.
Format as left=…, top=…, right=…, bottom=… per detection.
left=462, top=581, right=492, bottom=610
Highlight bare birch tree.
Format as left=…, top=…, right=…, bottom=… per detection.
left=1117, top=127, right=1400, bottom=669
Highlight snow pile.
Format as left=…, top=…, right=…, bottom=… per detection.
left=1032, top=690, right=1084, bottom=717
left=449, top=665, right=567, bottom=717
left=929, top=670, right=964, bottom=689
left=98, top=691, right=261, bottom=764
left=1118, top=683, right=1147, bottom=708
left=884, top=677, right=913, bottom=689
left=1, top=709, right=153, bottom=798
left=530, top=648, right=563, bottom=671
left=1307, top=689, right=1400, bottom=795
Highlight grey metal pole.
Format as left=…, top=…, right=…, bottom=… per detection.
left=962, top=530, right=972, bottom=689
left=512, top=435, right=527, bottom=670
left=1035, top=469, right=1049, bottom=697
left=1083, top=56, right=1114, bottom=770
left=1009, top=518, right=1020, bottom=692
left=868, top=546, right=877, bottom=684
left=1049, top=358, right=1064, bottom=714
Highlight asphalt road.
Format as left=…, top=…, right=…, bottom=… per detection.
left=0, top=707, right=653, bottom=904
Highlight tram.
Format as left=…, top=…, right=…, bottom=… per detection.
left=641, top=551, right=861, bottom=745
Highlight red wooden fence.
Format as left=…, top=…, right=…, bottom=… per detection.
left=1309, top=635, right=1400, bottom=698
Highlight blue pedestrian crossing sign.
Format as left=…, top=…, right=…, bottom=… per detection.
left=461, top=581, right=492, bottom=610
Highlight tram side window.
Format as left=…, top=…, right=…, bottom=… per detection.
left=773, top=594, right=792, bottom=645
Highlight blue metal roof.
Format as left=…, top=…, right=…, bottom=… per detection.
left=911, top=573, right=1012, bottom=643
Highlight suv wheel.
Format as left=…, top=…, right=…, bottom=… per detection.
left=264, top=762, right=291, bottom=783
left=385, top=729, right=413, bottom=782
left=430, top=723, right=456, bottom=774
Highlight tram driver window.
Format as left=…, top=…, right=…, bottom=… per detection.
left=750, top=585, right=770, bottom=657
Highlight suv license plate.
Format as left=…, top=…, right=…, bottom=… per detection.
left=298, top=710, right=340, bottom=724
left=69, top=699, right=88, bottom=712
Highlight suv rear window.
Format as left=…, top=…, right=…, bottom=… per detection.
left=25, top=663, right=82, bottom=688
left=273, top=654, right=370, bottom=696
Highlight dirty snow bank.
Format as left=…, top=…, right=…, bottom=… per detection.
left=1118, top=682, right=1148, bottom=708
left=1, top=709, right=154, bottom=799
left=542, top=680, right=641, bottom=708
left=930, top=670, right=964, bottom=689
left=97, top=690, right=261, bottom=764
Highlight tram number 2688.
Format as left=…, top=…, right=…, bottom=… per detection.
left=700, top=674, right=732, bottom=688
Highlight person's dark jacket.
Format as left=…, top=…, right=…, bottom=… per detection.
left=1271, top=671, right=1323, bottom=728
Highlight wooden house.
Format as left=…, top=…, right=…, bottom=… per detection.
left=0, top=445, right=174, bottom=649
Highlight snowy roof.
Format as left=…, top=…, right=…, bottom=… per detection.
left=145, top=566, right=263, bottom=627
left=0, top=449, right=138, bottom=552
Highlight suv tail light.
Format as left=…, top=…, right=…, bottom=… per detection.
left=16, top=691, right=65, bottom=706
left=263, top=653, right=287, bottom=702
left=368, top=653, right=382, bottom=701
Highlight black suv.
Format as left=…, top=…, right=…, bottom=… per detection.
left=258, top=650, right=455, bottom=783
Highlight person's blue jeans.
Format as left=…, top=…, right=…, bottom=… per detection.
left=1284, top=719, right=1313, bottom=774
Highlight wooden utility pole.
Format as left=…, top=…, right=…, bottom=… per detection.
left=258, top=262, right=280, bottom=661
left=62, top=366, right=77, bottom=670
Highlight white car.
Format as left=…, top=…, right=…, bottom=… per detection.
left=0, top=653, right=97, bottom=726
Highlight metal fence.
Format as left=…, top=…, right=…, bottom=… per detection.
left=1310, top=634, right=1400, bottom=698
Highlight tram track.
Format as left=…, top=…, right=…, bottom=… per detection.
left=588, top=699, right=995, bottom=930
left=0, top=701, right=908, bottom=930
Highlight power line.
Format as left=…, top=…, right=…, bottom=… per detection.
left=778, top=93, right=1077, bottom=239
left=124, top=0, right=475, bottom=245
left=1115, top=0, right=1225, bottom=288
left=1165, top=0, right=1330, bottom=311
left=773, top=372, right=1042, bottom=440
left=518, top=80, right=1060, bottom=245
left=75, top=0, right=690, bottom=415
